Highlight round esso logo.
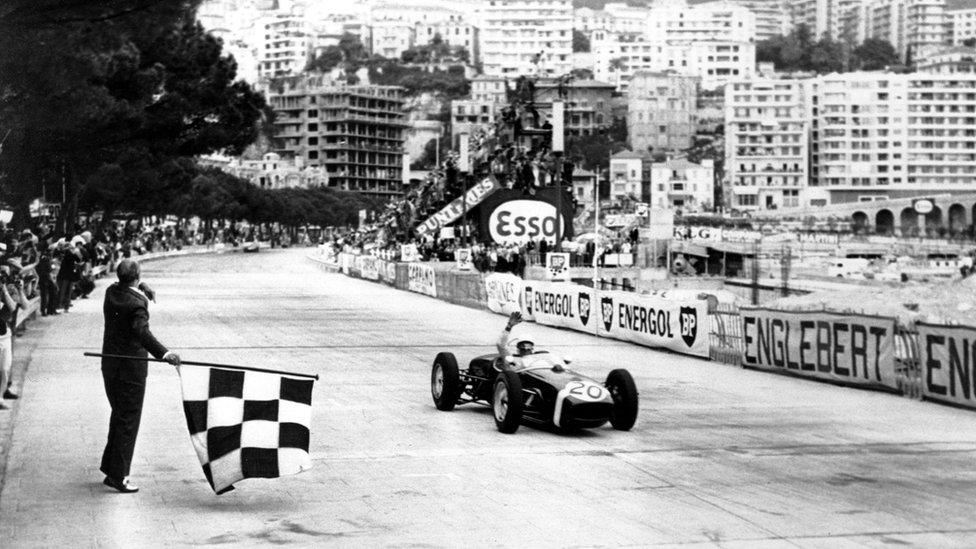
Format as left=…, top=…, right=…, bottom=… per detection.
left=489, top=200, right=565, bottom=245
left=914, top=199, right=934, bottom=215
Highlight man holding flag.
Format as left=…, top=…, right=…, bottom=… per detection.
left=100, top=259, right=180, bottom=494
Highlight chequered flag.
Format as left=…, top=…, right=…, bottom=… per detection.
left=179, top=366, right=314, bottom=494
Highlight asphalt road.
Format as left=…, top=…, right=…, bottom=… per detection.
left=1, top=248, right=976, bottom=548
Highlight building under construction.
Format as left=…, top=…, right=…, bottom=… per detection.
left=268, top=74, right=407, bottom=200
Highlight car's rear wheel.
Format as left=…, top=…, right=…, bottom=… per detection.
left=606, top=369, right=639, bottom=431
left=431, top=353, right=461, bottom=411
left=492, top=370, right=523, bottom=433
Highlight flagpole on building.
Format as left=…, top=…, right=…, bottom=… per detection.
left=84, top=352, right=320, bottom=380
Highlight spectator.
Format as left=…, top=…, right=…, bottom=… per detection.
left=36, top=241, right=58, bottom=316
left=0, top=267, right=27, bottom=409
left=56, top=237, right=81, bottom=313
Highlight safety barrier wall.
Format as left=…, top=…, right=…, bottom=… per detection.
left=312, top=251, right=976, bottom=412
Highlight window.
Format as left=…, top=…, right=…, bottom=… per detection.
left=307, top=123, right=318, bottom=132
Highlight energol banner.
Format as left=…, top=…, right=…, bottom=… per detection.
left=484, top=273, right=524, bottom=315
left=917, top=323, right=976, bottom=410
left=407, top=263, right=437, bottom=297
left=595, top=290, right=709, bottom=358
left=740, top=308, right=897, bottom=389
left=524, top=282, right=710, bottom=358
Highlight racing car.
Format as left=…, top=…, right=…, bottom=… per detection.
left=430, top=349, right=638, bottom=434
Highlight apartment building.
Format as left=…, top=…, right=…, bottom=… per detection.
left=946, top=4, right=976, bottom=44
left=535, top=79, right=616, bottom=137
left=268, top=75, right=407, bottom=199
left=809, top=71, right=976, bottom=204
left=610, top=150, right=652, bottom=202
left=200, top=153, right=329, bottom=190
left=649, top=158, right=715, bottom=211
left=479, top=0, right=573, bottom=79
left=848, top=0, right=949, bottom=62
left=589, top=1, right=757, bottom=91
left=450, top=76, right=508, bottom=139
left=725, top=0, right=792, bottom=41
left=627, top=72, right=700, bottom=154
left=370, top=19, right=416, bottom=59
left=791, top=0, right=863, bottom=40
left=258, top=14, right=313, bottom=78
left=725, top=79, right=809, bottom=211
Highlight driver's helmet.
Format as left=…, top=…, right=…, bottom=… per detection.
left=515, top=340, right=535, bottom=355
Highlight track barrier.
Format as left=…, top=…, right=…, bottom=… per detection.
left=310, top=250, right=975, bottom=412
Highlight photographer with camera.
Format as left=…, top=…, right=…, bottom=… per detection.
left=0, top=262, right=28, bottom=409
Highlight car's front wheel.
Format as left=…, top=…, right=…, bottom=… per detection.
left=606, top=369, right=639, bottom=431
left=431, top=352, right=461, bottom=411
left=492, top=370, right=523, bottom=434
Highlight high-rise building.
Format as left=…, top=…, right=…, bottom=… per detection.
left=790, top=0, right=864, bottom=40
left=258, top=14, right=313, bottom=78
left=725, top=0, right=793, bottom=41
left=849, top=0, right=949, bottom=62
left=268, top=75, right=407, bottom=199
left=809, top=71, right=976, bottom=204
left=479, top=0, right=573, bottom=79
left=725, top=78, right=809, bottom=211
left=947, top=5, right=976, bottom=44
left=627, top=72, right=700, bottom=154
left=535, top=79, right=616, bottom=137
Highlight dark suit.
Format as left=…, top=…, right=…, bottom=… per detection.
left=100, top=283, right=168, bottom=481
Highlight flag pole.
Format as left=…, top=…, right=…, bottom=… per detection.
left=84, top=352, right=319, bottom=380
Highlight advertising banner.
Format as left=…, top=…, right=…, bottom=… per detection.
left=400, top=243, right=420, bottom=262
left=407, top=263, right=437, bottom=297
left=478, top=188, right=575, bottom=245
left=415, top=177, right=500, bottom=239
left=380, top=260, right=397, bottom=285
left=455, top=248, right=474, bottom=271
left=673, top=225, right=722, bottom=243
left=485, top=273, right=524, bottom=315
left=740, top=309, right=897, bottom=389
left=595, top=290, right=710, bottom=358
left=358, top=255, right=380, bottom=281
left=917, top=323, right=976, bottom=410
left=529, top=282, right=595, bottom=334
left=546, top=253, right=570, bottom=280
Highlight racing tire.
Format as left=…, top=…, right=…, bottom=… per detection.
left=431, top=353, right=462, bottom=411
left=492, top=370, right=523, bottom=434
left=606, top=369, right=639, bottom=431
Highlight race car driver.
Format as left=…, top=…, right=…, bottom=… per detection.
left=497, top=311, right=534, bottom=357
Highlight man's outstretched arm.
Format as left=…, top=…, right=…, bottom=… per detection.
left=497, top=312, right=523, bottom=355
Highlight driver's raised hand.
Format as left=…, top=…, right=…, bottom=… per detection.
left=506, top=311, right=523, bottom=330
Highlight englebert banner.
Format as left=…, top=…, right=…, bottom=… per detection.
left=407, top=263, right=437, bottom=297
left=740, top=308, right=897, bottom=389
left=484, top=273, right=524, bottom=315
left=917, top=322, right=976, bottom=410
left=523, top=282, right=710, bottom=358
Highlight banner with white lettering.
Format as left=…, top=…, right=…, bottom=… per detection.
left=485, top=273, right=524, bottom=315
left=407, top=263, right=437, bottom=297
left=740, top=309, right=897, bottom=389
left=918, top=323, right=976, bottom=410
left=358, top=255, right=380, bottom=281
left=596, top=290, right=709, bottom=358
left=415, top=177, right=500, bottom=239
left=521, top=282, right=537, bottom=322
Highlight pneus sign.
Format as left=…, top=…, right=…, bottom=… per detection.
left=478, top=188, right=575, bottom=245
left=526, top=282, right=710, bottom=358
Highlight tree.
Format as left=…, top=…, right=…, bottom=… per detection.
left=0, top=0, right=266, bottom=232
left=566, top=133, right=626, bottom=171
left=573, top=29, right=591, bottom=53
left=852, top=38, right=899, bottom=71
left=306, top=32, right=368, bottom=74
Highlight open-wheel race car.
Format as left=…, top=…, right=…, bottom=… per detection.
left=430, top=350, right=639, bottom=434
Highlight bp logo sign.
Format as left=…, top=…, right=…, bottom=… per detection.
left=601, top=296, right=614, bottom=332
left=679, top=306, right=698, bottom=348
left=578, top=292, right=591, bottom=326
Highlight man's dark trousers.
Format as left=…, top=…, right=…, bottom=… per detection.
left=100, top=359, right=147, bottom=480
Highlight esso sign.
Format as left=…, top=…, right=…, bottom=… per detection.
left=489, top=200, right=565, bottom=245
left=914, top=199, right=934, bottom=215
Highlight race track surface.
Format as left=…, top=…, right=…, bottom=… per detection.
left=1, top=249, right=975, bottom=548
